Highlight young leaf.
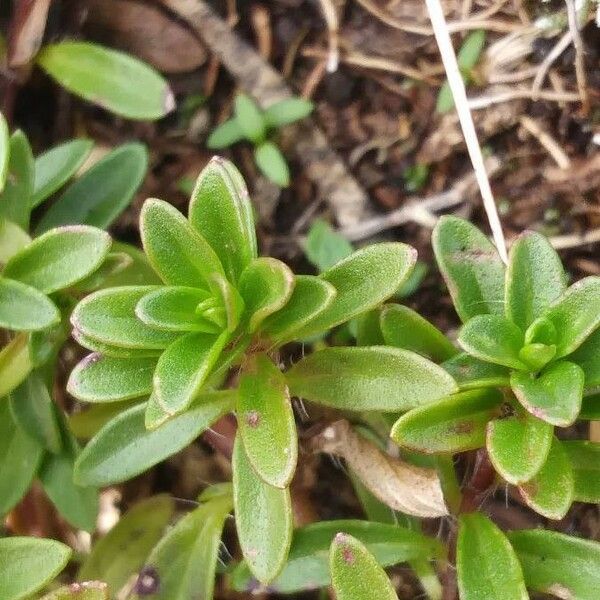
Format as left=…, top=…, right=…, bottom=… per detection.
left=0, top=111, right=8, bottom=192
left=311, top=420, right=447, bottom=518
left=380, top=304, right=458, bottom=362
left=210, top=272, right=245, bottom=332
left=511, top=361, right=584, bottom=426
left=518, top=438, right=574, bottom=519
left=458, top=315, right=526, bottom=370
left=305, top=219, right=354, bottom=272
left=239, top=257, right=294, bottom=332
left=31, top=139, right=94, bottom=207
left=37, top=42, right=174, bottom=120
left=135, top=286, right=216, bottom=333
left=234, top=94, right=266, bottom=143
left=0, top=333, right=33, bottom=398
left=35, top=143, right=148, bottom=232
left=0, top=130, right=34, bottom=229
left=433, top=216, right=505, bottom=322
left=292, top=243, right=417, bottom=338
left=154, top=331, right=229, bottom=415
left=207, top=117, right=245, bottom=149
left=0, top=277, right=60, bottom=331
left=140, top=198, right=225, bottom=289
left=263, top=97, right=313, bottom=127
left=39, top=581, right=108, bottom=599
left=286, top=346, right=457, bottom=411
left=4, top=226, right=111, bottom=294
left=78, top=495, right=174, bottom=594
left=392, top=388, right=502, bottom=454
left=135, top=492, right=232, bottom=600
left=237, top=354, right=297, bottom=488
left=562, top=440, right=600, bottom=503
left=505, top=230, right=567, bottom=330
left=457, top=513, right=528, bottom=600
left=441, top=352, right=510, bottom=389
left=568, top=326, right=600, bottom=386
left=0, top=401, right=43, bottom=513
left=254, top=141, right=290, bottom=187
left=486, top=411, right=553, bottom=484
left=542, top=276, right=600, bottom=357
left=0, top=219, right=31, bottom=263
left=189, top=157, right=257, bottom=283
left=232, top=519, right=443, bottom=594
left=261, top=275, right=336, bottom=344
left=74, top=392, right=234, bottom=486
left=0, top=537, right=71, bottom=600
left=68, top=354, right=157, bottom=403
left=508, top=529, right=600, bottom=600
left=9, top=371, right=62, bottom=453
left=232, top=435, right=293, bottom=583
left=330, top=533, right=398, bottom=600
left=71, top=286, right=179, bottom=350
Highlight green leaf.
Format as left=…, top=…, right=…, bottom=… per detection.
left=189, top=157, right=257, bottom=283
left=74, top=392, right=234, bottom=486
left=72, top=328, right=162, bottom=359
left=263, top=97, right=313, bottom=127
left=211, top=272, right=245, bottom=332
left=509, top=529, right=600, bottom=600
left=517, top=342, right=556, bottom=372
left=505, top=230, right=567, bottom=330
left=78, top=495, right=174, bottom=594
left=286, top=346, right=457, bottom=412
left=135, top=286, right=218, bottom=333
left=207, top=117, right=245, bottom=149
left=237, top=354, right=297, bottom=488
left=0, top=111, right=8, bottom=192
left=518, top=438, right=573, bottom=519
left=37, top=42, right=174, bottom=120
left=234, top=94, right=266, bottom=143
left=511, top=361, right=584, bottom=426
left=380, top=304, right=458, bottom=362
left=0, top=130, right=34, bottom=229
left=580, top=392, right=600, bottom=419
left=542, top=276, right=600, bottom=357
left=69, top=399, right=141, bottom=439
left=433, top=216, right=505, bottom=322
left=154, top=331, right=229, bottom=415
left=0, top=333, right=33, bottom=397
left=569, top=327, right=600, bottom=386
left=239, top=257, right=294, bottom=332
left=99, top=241, right=161, bottom=287
left=9, top=371, right=62, bottom=453
left=441, top=352, right=510, bottom=389
left=0, top=401, right=43, bottom=514
left=140, top=198, right=225, bottom=289
left=4, top=226, right=111, bottom=294
left=486, top=411, right=553, bottom=484
left=232, top=519, right=443, bottom=594
left=457, top=513, right=527, bottom=600
left=0, top=537, right=71, bottom=600
left=232, top=435, right=293, bottom=583
left=563, top=440, right=600, bottom=503
left=71, top=286, right=179, bottom=350
left=293, top=243, right=417, bottom=338
left=0, top=277, right=60, bottom=331
left=254, top=141, right=290, bottom=187
left=70, top=251, right=133, bottom=293
left=330, top=533, right=398, bottom=600
left=35, top=143, right=148, bottom=232
left=391, top=388, right=502, bottom=454
left=354, top=309, right=385, bottom=346
left=31, top=139, right=93, bottom=207
left=458, top=315, right=526, bottom=370
left=305, top=219, right=354, bottom=272
left=40, top=581, right=108, bottom=599
left=0, top=219, right=30, bottom=263
left=261, top=275, right=337, bottom=344
left=68, top=354, right=157, bottom=403
left=135, top=492, right=233, bottom=600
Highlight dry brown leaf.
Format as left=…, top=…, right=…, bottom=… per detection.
left=310, top=420, right=448, bottom=518
left=84, top=0, right=206, bottom=73
left=8, top=0, right=51, bottom=67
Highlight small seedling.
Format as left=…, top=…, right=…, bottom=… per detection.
left=207, top=94, right=313, bottom=187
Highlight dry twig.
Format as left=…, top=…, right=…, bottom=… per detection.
left=564, top=0, right=590, bottom=113
left=519, top=116, right=571, bottom=169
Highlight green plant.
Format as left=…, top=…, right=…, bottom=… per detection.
left=207, top=94, right=313, bottom=187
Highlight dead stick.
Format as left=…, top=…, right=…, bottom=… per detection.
left=162, top=0, right=373, bottom=228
